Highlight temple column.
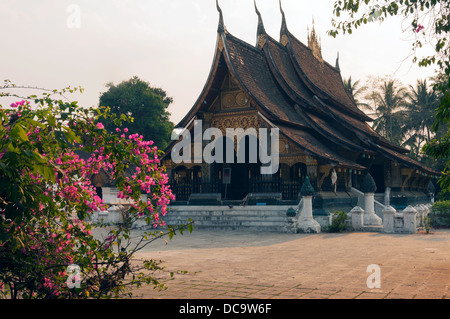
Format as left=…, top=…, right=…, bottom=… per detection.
left=361, top=173, right=382, bottom=226
left=297, top=177, right=321, bottom=233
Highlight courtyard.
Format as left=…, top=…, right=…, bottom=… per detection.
left=131, top=228, right=450, bottom=299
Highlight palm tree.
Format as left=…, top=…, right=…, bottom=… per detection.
left=402, top=79, right=440, bottom=159
left=343, top=76, right=371, bottom=111
left=368, top=79, right=409, bottom=145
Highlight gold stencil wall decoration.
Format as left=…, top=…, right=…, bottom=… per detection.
left=210, top=113, right=262, bottom=135
left=221, top=91, right=249, bottom=110
left=222, top=93, right=236, bottom=109
left=236, top=92, right=248, bottom=107
left=279, top=155, right=317, bottom=167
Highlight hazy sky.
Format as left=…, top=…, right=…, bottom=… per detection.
left=1, top=0, right=438, bottom=124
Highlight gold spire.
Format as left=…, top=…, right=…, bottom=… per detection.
left=307, top=18, right=323, bottom=62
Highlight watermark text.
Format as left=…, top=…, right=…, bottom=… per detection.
left=171, top=120, right=279, bottom=174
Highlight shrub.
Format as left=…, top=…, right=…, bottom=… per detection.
left=437, top=189, right=450, bottom=202
left=0, top=83, right=191, bottom=299
left=430, top=200, right=450, bottom=227
left=328, top=210, right=349, bottom=232
left=286, top=208, right=296, bottom=218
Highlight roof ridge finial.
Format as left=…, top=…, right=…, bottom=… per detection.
left=254, top=0, right=266, bottom=48
left=279, top=0, right=288, bottom=36
left=279, top=0, right=285, bottom=15
left=336, top=51, right=341, bottom=72
left=254, top=0, right=265, bottom=35
left=216, top=0, right=226, bottom=34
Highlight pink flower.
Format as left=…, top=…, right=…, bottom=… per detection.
left=96, top=122, right=105, bottom=129
left=415, top=24, right=424, bottom=33
left=10, top=100, right=28, bottom=108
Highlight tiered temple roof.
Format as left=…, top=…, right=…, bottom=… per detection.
left=170, top=0, right=438, bottom=178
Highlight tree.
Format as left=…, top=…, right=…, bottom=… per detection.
left=329, top=0, right=449, bottom=75
left=423, top=73, right=450, bottom=193
left=99, top=76, right=174, bottom=150
left=402, top=79, right=440, bottom=159
left=0, top=81, right=191, bottom=299
left=329, top=0, right=450, bottom=193
left=343, top=76, right=371, bottom=111
left=368, top=79, right=409, bottom=145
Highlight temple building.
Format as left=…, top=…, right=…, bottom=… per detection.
left=163, top=1, right=438, bottom=212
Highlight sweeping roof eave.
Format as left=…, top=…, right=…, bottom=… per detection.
left=277, top=123, right=366, bottom=171
left=367, top=140, right=440, bottom=176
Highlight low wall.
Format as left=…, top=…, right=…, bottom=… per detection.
left=88, top=187, right=433, bottom=233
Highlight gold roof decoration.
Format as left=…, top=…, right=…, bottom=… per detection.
left=307, top=18, right=323, bottom=62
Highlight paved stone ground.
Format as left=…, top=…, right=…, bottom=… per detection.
left=130, top=228, right=450, bottom=299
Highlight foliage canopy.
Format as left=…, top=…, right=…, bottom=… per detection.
left=0, top=81, right=191, bottom=299
left=99, top=76, right=174, bottom=150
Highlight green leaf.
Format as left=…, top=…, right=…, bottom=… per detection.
left=11, top=124, right=29, bottom=142
left=61, top=112, right=69, bottom=121
left=36, top=164, right=55, bottom=183
left=188, top=218, right=194, bottom=233
left=23, top=149, right=34, bottom=158
left=65, top=130, right=82, bottom=144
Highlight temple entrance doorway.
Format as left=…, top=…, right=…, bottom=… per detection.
left=369, top=164, right=385, bottom=193
left=214, top=135, right=261, bottom=200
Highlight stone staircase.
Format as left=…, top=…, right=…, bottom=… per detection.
left=164, top=205, right=292, bottom=232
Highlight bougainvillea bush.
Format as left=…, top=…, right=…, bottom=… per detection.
left=0, top=81, right=190, bottom=299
